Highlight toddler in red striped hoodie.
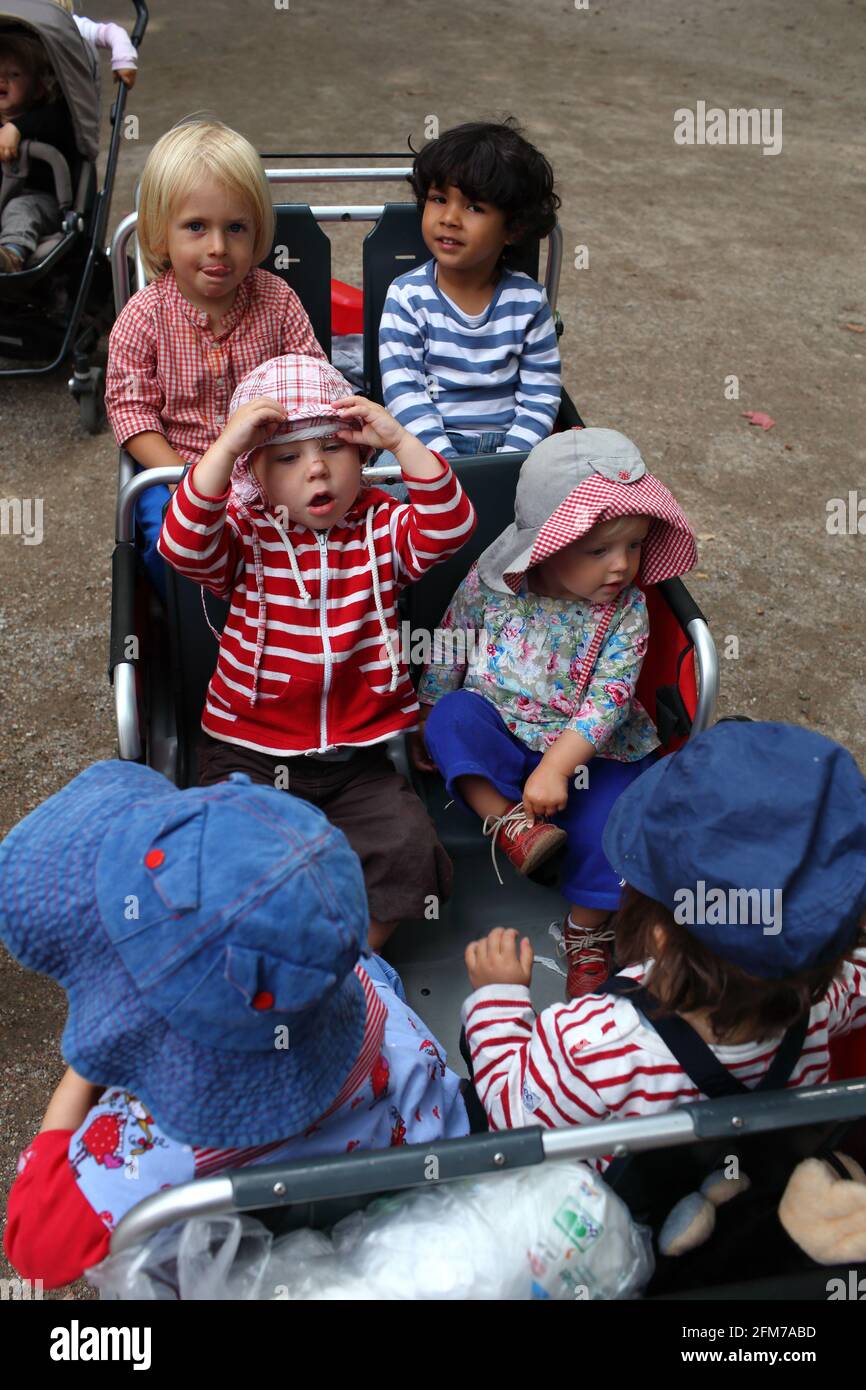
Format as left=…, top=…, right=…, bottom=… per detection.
left=159, top=353, right=476, bottom=949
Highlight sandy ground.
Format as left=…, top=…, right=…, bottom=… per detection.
left=0, top=0, right=863, bottom=1297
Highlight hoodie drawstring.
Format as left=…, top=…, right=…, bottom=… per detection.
left=366, top=507, right=399, bottom=693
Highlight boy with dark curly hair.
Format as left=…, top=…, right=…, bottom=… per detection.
left=379, top=119, right=562, bottom=459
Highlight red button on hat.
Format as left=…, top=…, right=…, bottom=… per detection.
left=144, top=849, right=165, bottom=869
left=252, top=991, right=274, bottom=1011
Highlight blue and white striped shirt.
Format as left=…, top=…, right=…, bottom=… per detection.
left=379, top=259, right=561, bottom=455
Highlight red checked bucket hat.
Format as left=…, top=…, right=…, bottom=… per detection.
left=476, top=427, right=697, bottom=593
left=230, top=353, right=374, bottom=509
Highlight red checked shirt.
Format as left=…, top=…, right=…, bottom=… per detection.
left=105, top=268, right=326, bottom=461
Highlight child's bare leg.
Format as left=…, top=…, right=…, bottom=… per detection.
left=369, top=917, right=398, bottom=952
left=455, top=774, right=511, bottom=820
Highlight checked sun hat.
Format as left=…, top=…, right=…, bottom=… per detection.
left=602, top=721, right=866, bottom=979
left=0, top=761, right=377, bottom=1148
left=476, top=427, right=697, bottom=594
left=230, top=353, right=374, bottom=509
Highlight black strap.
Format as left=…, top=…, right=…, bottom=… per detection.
left=601, top=976, right=809, bottom=1099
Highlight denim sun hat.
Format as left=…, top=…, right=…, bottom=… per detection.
left=603, top=722, right=866, bottom=979
left=0, top=761, right=372, bottom=1147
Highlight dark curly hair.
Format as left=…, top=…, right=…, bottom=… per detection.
left=409, top=118, right=559, bottom=265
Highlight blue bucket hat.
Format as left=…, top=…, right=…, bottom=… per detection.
left=0, top=761, right=373, bottom=1147
left=603, top=722, right=866, bottom=979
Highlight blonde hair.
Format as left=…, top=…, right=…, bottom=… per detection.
left=53, top=1, right=75, bottom=12
left=137, top=118, right=274, bottom=280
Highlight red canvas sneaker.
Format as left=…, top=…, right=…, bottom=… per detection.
left=482, top=802, right=567, bottom=884
left=557, top=917, right=615, bottom=999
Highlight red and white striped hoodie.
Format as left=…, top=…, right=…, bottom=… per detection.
left=462, top=949, right=866, bottom=1153
left=158, top=441, right=476, bottom=756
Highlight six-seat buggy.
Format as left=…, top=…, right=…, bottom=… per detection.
left=43, top=150, right=866, bottom=1296
left=0, top=0, right=147, bottom=430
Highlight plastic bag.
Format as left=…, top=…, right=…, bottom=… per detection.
left=88, top=1160, right=653, bottom=1301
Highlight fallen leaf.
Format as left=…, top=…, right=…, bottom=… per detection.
left=697, top=533, right=716, bottom=541
left=694, top=572, right=710, bottom=579
left=756, top=608, right=765, bottom=615
left=742, top=411, right=775, bottom=431
left=842, top=322, right=865, bottom=333
left=784, top=443, right=793, bottom=450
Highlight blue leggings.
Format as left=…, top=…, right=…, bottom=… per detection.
left=133, top=470, right=170, bottom=602
left=425, top=689, right=656, bottom=910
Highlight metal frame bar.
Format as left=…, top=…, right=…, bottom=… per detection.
left=110, top=1077, right=866, bottom=1256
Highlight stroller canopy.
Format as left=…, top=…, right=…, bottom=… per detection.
left=0, top=0, right=99, bottom=161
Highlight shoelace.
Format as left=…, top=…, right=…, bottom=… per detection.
left=556, top=925, right=616, bottom=964
left=481, top=802, right=534, bottom=886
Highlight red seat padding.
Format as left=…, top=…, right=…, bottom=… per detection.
left=331, top=279, right=363, bottom=336
left=635, top=583, right=698, bottom=757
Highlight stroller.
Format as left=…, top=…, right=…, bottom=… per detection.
left=0, top=0, right=147, bottom=431
left=104, top=158, right=866, bottom=1299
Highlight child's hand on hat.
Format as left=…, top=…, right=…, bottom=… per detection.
left=221, top=397, right=287, bottom=457
left=466, top=928, right=534, bottom=990
left=332, top=395, right=405, bottom=453
left=196, top=398, right=288, bottom=496
left=522, top=765, right=570, bottom=823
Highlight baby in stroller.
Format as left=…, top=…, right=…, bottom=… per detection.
left=0, top=24, right=75, bottom=272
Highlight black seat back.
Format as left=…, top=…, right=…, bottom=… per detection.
left=362, top=203, right=542, bottom=404
left=260, top=204, right=332, bottom=357
left=164, top=574, right=227, bottom=788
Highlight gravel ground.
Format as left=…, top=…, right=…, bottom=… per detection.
left=0, top=0, right=863, bottom=1298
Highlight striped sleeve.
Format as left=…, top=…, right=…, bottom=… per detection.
left=823, top=946, right=866, bottom=1038
left=500, top=291, right=561, bottom=452
left=461, top=986, right=612, bottom=1131
left=379, top=281, right=453, bottom=454
left=157, top=467, right=241, bottom=597
left=105, top=292, right=165, bottom=447
left=389, top=457, right=476, bottom=583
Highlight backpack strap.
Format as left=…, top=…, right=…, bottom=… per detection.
left=600, top=976, right=809, bottom=1099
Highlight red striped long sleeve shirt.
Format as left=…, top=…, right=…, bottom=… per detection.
left=158, top=459, right=476, bottom=754
left=462, top=949, right=866, bottom=1148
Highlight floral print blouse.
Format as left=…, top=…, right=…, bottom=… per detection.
left=417, top=564, right=660, bottom=761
